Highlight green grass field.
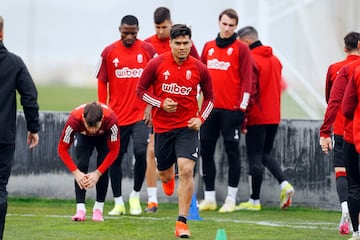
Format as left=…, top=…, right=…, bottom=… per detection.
left=4, top=198, right=350, bottom=240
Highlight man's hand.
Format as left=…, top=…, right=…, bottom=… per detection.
left=84, top=170, right=102, bottom=189
left=161, top=98, right=178, bottom=113
left=27, top=132, right=39, bottom=149
left=187, top=117, right=202, bottom=131
left=319, top=136, right=333, bottom=154
left=72, top=169, right=87, bottom=189
left=144, top=104, right=153, bottom=126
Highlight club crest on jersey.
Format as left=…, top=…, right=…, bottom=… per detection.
left=163, top=70, right=170, bottom=80
left=227, top=47, right=234, bottom=56
left=137, top=54, right=143, bottom=63
left=113, top=58, right=119, bottom=67
left=186, top=70, right=192, bottom=80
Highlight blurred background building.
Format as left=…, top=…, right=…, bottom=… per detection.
left=2, top=0, right=360, bottom=119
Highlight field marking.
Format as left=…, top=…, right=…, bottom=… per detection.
left=7, top=213, right=337, bottom=231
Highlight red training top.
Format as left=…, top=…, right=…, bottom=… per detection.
left=201, top=39, right=254, bottom=111
left=247, top=45, right=282, bottom=125
left=320, top=58, right=360, bottom=139
left=321, top=55, right=360, bottom=137
left=136, top=52, right=214, bottom=133
left=342, top=65, right=360, bottom=150
left=57, top=103, right=120, bottom=174
left=96, top=39, right=156, bottom=126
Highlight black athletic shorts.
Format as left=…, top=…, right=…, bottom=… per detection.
left=200, top=109, right=243, bottom=142
left=154, top=127, right=199, bottom=171
left=333, top=134, right=345, bottom=167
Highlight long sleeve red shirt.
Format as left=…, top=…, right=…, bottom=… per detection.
left=57, top=103, right=120, bottom=174
left=201, top=39, right=254, bottom=112
left=246, top=45, right=282, bottom=125
left=342, top=66, right=360, bottom=150
left=136, top=52, right=214, bottom=133
left=96, top=39, right=156, bottom=126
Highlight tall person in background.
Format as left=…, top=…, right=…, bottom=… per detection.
left=58, top=102, right=120, bottom=222
left=319, top=32, right=360, bottom=235
left=341, top=64, right=360, bottom=240
left=236, top=26, right=295, bottom=211
left=0, top=16, right=40, bottom=239
left=96, top=15, right=156, bottom=216
left=137, top=24, right=214, bottom=238
left=199, top=8, right=254, bottom=213
left=143, top=6, right=200, bottom=213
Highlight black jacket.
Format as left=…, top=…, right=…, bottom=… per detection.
left=0, top=41, right=39, bottom=144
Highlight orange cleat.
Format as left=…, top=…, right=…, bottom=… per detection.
left=162, top=175, right=175, bottom=196
left=175, top=221, right=190, bottom=238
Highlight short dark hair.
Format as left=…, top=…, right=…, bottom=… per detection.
left=344, top=32, right=360, bottom=51
left=170, top=24, right=191, bottom=40
left=237, top=26, right=258, bottom=39
left=121, top=15, right=139, bottom=26
left=154, top=7, right=171, bottom=24
left=219, top=8, right=239, bottom=25
left=83, top=102, right=103, bottom=127
left=0, top=16, right=3, bottom=32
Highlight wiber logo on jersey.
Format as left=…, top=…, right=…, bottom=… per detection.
left=115, top=67, right=144, bottom=78
left=207, top=59, right=231, bottom=70
left=162, top=83, right=192, bottom=95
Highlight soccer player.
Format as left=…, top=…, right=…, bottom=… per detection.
left=96, top=15, right=156, bottom=216
left=136, top=24, right=214, bottom=238
left=58, top=102, right=120, bottom=222
left=236, top=26, right=295, bottom=211
left=341, top=65, right=360, bottom=240
left=0, top=16, right=40, bottom=239
left=319, top=32, right=360, bottom=235
left=199, top=8, right=254, bottom=213
left=143, top=6, right=200, bottom=213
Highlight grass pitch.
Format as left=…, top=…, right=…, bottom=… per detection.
left=4, top=198, right=350, bottom=240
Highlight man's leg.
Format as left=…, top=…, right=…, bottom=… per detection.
left=145, top=133, right=159, bottom=212
left=0, top=144, right=15, bottom=239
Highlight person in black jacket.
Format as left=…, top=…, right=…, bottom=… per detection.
left=0, top=16, right=40, bottom=239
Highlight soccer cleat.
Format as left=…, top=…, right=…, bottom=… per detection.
left=108, top=204, right=126, bottom=215
left=71, top=210, right=86, bottom=221
left=219, top=198, right=236, bottom=213
left=198, top=199, right=217, bottom=211
left=236, top=200, right=261, bottom=211
left=175, top=221, right=191, bottom=238
left=145, top=202, right=158, bottom=213
left=92, top=209, right=104, bottom=222
left=348, top=232, right=360, bottom=240
left=339, top=213, right=351, bottom=235
left=280, top=183, right=295, bottom=209
left=129, top=196, right=142, bottom=215
left=162, top=175, right=175, bottom=196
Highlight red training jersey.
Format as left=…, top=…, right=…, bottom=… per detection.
left=145, top=34, right=200, bottom=58
left=247, top=45, right=282, bottom=125
left=342, top=65, right=360, bottom=150
left=57, top=103, right=120, bottom=174
left=136, top=52, right=214, bottom=133
left=96, top=39, right=156, bottom=126
left=201, top=39, right=254, bottom=111
left=320, top=59, right=360, bottom=140
left=321, top=55, right=360, bottom=137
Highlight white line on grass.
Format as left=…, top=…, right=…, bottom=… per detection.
left=7, top=213, right=337, bottom=231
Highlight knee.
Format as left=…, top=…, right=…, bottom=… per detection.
left=249, top=164, right=264, bottom=177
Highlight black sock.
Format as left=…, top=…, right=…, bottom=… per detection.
left=177, top=215, right=187, bottom=224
